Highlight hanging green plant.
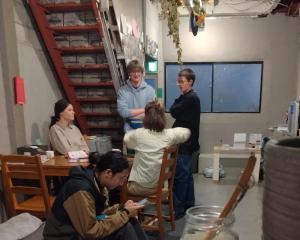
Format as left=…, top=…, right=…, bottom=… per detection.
left=160, top=0, right=182, bottom=63
left=150, top=0, right=204, bottom=64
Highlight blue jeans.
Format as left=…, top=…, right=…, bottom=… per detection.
left=173, top=154, right=195, bottom=216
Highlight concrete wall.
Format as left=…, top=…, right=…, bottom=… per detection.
left=161, top=14, right=300, bottom=153
left=14, top=0, right=62, bottom=145
left=145, top=0, right=164, bottom=100
left=0, top=0, right=27, bottom=153
left=297, top=36, right=300, bottom=99
left=0, top=48, right=12, bottom=154
left=113, top=0, right=143, bottom=33
left=0, top=1, right=62, bottom=152
left=145, top=0, right=160, bottom=44
left=157, top=18, right=164, bottom=100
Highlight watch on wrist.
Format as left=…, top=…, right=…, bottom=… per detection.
left=118, top=203, right=129, bottom=215
left=122, top=208, right=130, bottom=215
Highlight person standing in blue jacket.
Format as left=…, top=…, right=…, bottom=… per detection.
left=117, top=60, right=156, bottom=133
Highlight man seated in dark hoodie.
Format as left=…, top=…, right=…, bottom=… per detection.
left=43, top=151, right=148, bottom=240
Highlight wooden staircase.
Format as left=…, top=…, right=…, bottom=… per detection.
left=27, top=0, right=126, bottom=147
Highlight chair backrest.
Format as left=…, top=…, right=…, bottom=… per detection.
left=0, top=154, right=51, bottom=217
left=83, top=134, right=89, bottom=144
left=156, top=145, right=179, bottom=196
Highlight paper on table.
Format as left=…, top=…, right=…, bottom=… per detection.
left=234, top=133, right=247, bottom=143
left=222, top=144, right=230, bottom=150
left=233, top=133, right=247, bottom=149
left=277, top=125, right=288, bottom=132
left=249, top=133, right=262, bottom=144
left=68, top=150, right=88, bottom=160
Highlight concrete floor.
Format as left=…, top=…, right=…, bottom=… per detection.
left=164, top=168, right=264, bottom=240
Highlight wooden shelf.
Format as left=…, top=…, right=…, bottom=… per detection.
left=42, top=2, right=93, bottom=12
left=51, top=25, right=98, bottom=33
left=65, top=64, right=109, bottom=71
left=71, top=82, right=114, bottom=87
left=58, top=46, right=104, bottom=54
left=81, top=112, right=119, bottom=117
left=77, top=96, right=116, bottom=102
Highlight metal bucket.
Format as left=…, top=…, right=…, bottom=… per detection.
left=87, top=136, right=97, bottom=153
left=96, top=135, right=112, bottom=155
left=263, top=138, right=300, bottom=240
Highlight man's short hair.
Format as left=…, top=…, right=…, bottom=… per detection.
left=127, top=60, right=144, bottom=74
left=178, top=68, right=196, bottom=86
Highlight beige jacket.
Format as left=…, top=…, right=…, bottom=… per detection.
left=124, top=127, right=191, bottom=188
left=49, top=123, right=89, bottom=154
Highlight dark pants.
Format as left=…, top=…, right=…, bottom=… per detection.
left=103, top=218, right=148, bottom=240
left=44, top=215, right=148, bottom=240
left=173, top=154, right=195, bottom=217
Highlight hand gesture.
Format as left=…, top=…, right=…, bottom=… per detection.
left=124, top=200, right=144, bottom=217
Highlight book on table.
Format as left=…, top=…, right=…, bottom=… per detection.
left=68, top=150, right=88, bottom=162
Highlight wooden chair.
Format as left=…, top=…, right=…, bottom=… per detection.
left=125, top=145, right=179, bottom=240
left=83, top=134, right=89, bottom=144
left=0, top=154, right=55, bottom=219
left=203, top=155, right=257, bottom=240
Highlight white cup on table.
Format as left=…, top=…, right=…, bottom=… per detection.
left=46, top=150, right=54, bottom=159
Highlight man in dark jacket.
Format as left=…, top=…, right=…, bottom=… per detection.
left=43, top=151, right=147, bottom=240
left=170, top=68, right=200, bottom=219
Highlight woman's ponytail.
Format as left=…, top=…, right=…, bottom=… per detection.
left=49, top=116, right=59, bottom=128
left=49, top=99, right=70, bottom=129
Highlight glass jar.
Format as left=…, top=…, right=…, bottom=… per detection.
left=181, top=206, right=239, bottom=240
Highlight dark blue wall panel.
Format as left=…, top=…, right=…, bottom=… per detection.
left=165, top=62, right=263, bottom=113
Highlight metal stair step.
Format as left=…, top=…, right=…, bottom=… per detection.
left=77, top=97, right=116, bottom=102
left=58, top=46, right=104, bottom=54
left=42, top=2, right=93, bottom=12
left=71, top=82, right=114, bottom=87
left=65, top=64, right=109, bottom=71
left=51, top=25, right=98, bottom=33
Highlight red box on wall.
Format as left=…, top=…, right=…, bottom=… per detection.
left=14, top=76, right=26, bottom=105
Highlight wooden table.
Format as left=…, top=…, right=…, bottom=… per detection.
left=42, top=155, right=134, bottom=177
left=42, top=156, right=90, bottom=176
left=213, top=146, right=261, bottom=184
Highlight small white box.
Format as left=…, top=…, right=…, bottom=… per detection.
left=233, top=133, right=247, bottom=149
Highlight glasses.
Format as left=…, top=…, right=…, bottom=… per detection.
left=129, top=70, right=142, bottom=74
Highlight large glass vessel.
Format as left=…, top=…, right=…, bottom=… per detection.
left=181, top=206, right=239, bottom=240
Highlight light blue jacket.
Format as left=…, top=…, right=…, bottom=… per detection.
left=117, top=79, right=156, bottom=132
